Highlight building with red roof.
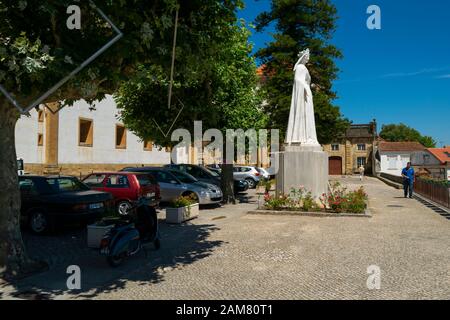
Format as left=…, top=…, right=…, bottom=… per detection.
left=412, top=146, right=450, bottom=181
left=376, top=141, right=426, bottom=176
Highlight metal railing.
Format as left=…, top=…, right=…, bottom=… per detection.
left=380, top=173, right=450, bottom=208
left=414, top=178, right=450, bottom=209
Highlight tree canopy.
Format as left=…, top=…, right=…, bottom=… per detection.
left=0, top=0, right=260, bottom=277
left=379, top=123, right=437, bottom=148
left=115, top=15, right=267, bottom=147
left=254, top=0, right=349, bottom=144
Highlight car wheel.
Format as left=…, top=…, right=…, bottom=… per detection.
left=107, top=254, right=125, bottom=267
left=29, top=210, right=50, bottom=234
left=117, top=201, right=132, bottom=216
left=154, top=238, right=161, bottom=250
left=245, top=178, right=256, bottom=189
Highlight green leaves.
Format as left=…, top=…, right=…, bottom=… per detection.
left=380, top=123, right=437, bottom=148
left=115, top=3, right=265, bottom=147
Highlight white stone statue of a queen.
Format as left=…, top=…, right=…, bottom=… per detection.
left=285, top=48, right=320, bottom=149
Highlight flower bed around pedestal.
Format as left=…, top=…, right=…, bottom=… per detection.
left=250, top=182, right=371, bottom=217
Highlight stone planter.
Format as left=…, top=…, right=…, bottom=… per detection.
left=166, top=203, right=199, bottom=224
left=87, top=222, right=114, bottom=248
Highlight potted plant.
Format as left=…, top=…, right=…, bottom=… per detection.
left=166, top=195, right=199, bottom=224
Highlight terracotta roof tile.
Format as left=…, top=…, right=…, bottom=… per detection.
left=378, top=141, right=426, bottom=152
left=427, top=147, right=450, bottom=164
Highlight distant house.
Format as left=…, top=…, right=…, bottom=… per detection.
left=376, top=141, right=426, bottom=176
left=323, top=120, right=377, bottom=175
left=411, top=147, right=450, bottom=181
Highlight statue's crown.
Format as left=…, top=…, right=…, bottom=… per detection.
left=298, top=48, right=310, bottom=58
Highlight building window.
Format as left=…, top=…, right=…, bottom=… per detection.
left=331, top=144, right=339, bottom=151
left=38, top=110, right=44, bottom=122
left=357, top=157, right=366, bottom=168
left=115, top=124, right=127, bottom=149
left=79, top=118, right=93, bottom=147
left=37, top=133, right=43, bottom=146
left=357, top=144, right=366, bottom=151
left=388, top=156, right=397, bottom=169
left=400, top=155, right=410, bottom=168
left=144, top=140, right=153, bottom=151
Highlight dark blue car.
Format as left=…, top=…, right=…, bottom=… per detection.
left=19, top=175, right=113, bottom=234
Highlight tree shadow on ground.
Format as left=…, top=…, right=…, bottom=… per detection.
left=1, top=219, right=224, bottom=299
left=236, top=192, right=258, bottom=204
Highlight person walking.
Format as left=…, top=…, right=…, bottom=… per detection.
left=359, top=165, right=365, bottom=181
left=401, top=162, right=415, bottom=198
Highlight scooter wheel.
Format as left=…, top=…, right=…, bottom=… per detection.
left=154, top=238, right=161, bottom=250
left=107, top=254, right=125, bottom=267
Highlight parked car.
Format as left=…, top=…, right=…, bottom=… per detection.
left=256, top=167, right=270, bottom=180
left=206, top=164, right=221, bottom=174
left=265, top=166, right=277, bottom=180
left=121, top=167, right=222, bottom=205
left=233, top=166, right=261, bottom=188
left=82, top=172, right=160, bottom=215
left=165, top=164, right=249, bottom=193
left=19, top=175, right=113, bottom=234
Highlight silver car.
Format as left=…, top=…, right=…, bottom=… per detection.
left=122, top=167, right=222, bottom=205
left=233, top=165, right=261, bottom=189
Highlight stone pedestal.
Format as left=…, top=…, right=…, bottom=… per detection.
left=276, top=144, right=329, bottom=199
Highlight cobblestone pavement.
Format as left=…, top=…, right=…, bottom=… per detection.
left=1, top=176, right=449, bottom=299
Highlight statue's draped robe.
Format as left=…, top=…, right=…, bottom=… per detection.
left=285, top=64, right=319, bottom=146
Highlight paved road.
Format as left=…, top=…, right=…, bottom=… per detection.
left=2, top=177, right=449, bottom=299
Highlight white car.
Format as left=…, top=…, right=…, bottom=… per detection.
left=256, top=167, right=270, bottom=180
left=233, top=166, right=261, bottom=189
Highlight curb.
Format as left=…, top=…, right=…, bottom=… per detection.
left=247, top=209, right=372, bottom=218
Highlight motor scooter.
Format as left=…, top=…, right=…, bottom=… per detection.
left=100, top=198, right=160, bottom=267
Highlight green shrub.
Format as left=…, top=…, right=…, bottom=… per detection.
left=263, top=183, right=368, bottom=214
left=264, top=193, right=293, bottom=210
left=172, top=195, right=197, bottom=208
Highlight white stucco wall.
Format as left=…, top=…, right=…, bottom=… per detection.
left=411, top=151, right=441, bottom=166
left=15, top=95, right=171, bottom=165
left=58, top=96, right=170, bottom=164
left=15, top=110, right=44, bottom=164
left=380, top=152, right=411, bottom=176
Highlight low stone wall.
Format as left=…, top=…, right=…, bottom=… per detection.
left=380, top=172, right=403, bottom=185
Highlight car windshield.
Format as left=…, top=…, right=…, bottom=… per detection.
left=168, top=170, right=198, bottom=183
left=203, top=166, right=219, bottom=177
left=136, top=174, right=157, bottom=186
left=46, top=177, right=90, bottom=193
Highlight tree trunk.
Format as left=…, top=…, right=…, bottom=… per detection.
left=220, top=164, right=235, bottom=204
left=0, top=101, right=46, bottom=280
left=221, top=141, right=235, bottom=204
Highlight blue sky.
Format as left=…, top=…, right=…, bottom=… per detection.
left=238, top=0, right=450, bottom=146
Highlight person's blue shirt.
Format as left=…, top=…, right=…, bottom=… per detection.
left=402, top=167, right=415, bottom=182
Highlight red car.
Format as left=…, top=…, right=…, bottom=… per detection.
left=83, top=172, right=160, bottom=215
